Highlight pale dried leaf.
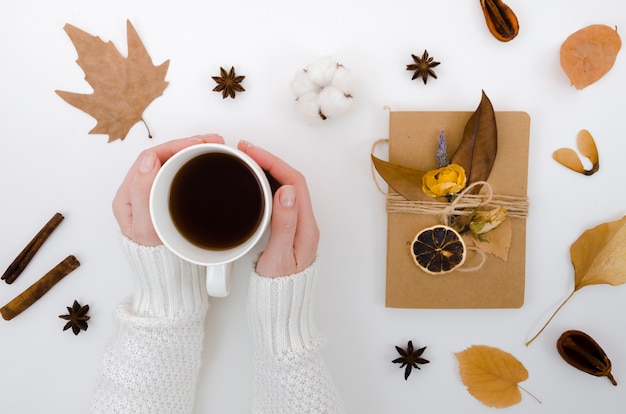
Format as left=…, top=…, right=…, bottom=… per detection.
left=472, top=218, right=512, bottom=261
left=56, top=20, right=169, bottom=142
left=456, top=345, right=529, bottom=408
left=560, top=24, right=621, bottom=89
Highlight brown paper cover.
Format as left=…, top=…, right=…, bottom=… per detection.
left=385, top=111, right=530, bottom=308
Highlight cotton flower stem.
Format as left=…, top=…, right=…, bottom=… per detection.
left=525, top=290, right=575, bottom=346
left=518, top=385, right=542, bottom=404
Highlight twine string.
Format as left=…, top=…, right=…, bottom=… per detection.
left=371, top=139, right=529, bottom=273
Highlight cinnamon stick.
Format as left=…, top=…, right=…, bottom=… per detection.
left=1, top=212, right=64, bottom=284
left=0, top=255, right=80, bottom=321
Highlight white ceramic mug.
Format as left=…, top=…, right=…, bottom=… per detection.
left=149, top=143, right=273, bottom=297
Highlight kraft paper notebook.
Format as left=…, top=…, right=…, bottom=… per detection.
left=384, top=111, right=530, bottom=309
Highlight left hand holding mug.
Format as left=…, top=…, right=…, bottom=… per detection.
left=113, top=134, right=225, bottom=246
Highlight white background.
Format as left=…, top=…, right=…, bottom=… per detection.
left=1, top=0, right=626, bottom=412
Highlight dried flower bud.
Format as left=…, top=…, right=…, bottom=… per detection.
left=469, top=207, right=507, bottom=235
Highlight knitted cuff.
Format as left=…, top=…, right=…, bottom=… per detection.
left=247, top=261, right=325, bottom=361
left=120, top=235, right=208, bottom=319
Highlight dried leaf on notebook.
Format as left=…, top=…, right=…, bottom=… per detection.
left=450, top=91, right=498, bottom=191
left=371, top=155, right=427, bottom=201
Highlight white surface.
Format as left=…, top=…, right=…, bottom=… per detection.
left=1, top=0, right=626, bottom=412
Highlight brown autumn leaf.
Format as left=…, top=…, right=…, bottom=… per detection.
left=553, top=129, right=599, bottom=175
left=456, top=345, right=537, bottom=408
left=371, top=154, right=428, bottom=201
left=450, top=91, right=498, bottom=191
left=560, top=24, right=621, bottom=90
left=56, top=20, right=170, bottom=142
left=526, top=215, right=626, bottom=345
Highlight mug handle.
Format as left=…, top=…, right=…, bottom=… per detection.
left=205, top=262, right=232, bottom=297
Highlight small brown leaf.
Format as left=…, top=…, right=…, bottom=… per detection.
left=527, top=215, right=626, bottom=345
left=450, top=91, right=498, bottom=191
left=553, top=129, right=599, bottom=175
left=560, top=24, right=621, bottom=90
left=456, top=345, right=538, bottom=408
left=371, top=155, right=427, bottom=201
left=56, top=20, right=170, bottom=142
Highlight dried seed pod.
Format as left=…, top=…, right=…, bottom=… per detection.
left=556, top=330, right=617, bottom=386
left=479, top=0, right=519, bottom=42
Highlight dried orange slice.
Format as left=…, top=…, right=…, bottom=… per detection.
left=411, top=225, right=466, bottom=274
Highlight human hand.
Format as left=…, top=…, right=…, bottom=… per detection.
left=113, top=134, right=225, bottom=246
left=237, top=140, right=319, bottom=277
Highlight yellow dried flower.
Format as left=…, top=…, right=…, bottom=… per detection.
left=422, top=164, right=467, bottom=198
left=469, top=207, right=507, bottom=236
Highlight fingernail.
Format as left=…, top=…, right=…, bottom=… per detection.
left=239, top=139, right=253, bottom=150
left=280, top=185, right=296, bottom=208
left=139, top=152, right=156, bottom=173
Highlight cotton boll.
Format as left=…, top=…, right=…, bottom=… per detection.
left=331, top=65, right=353, bottom=95
left=318, top=86, right=354, bottom=119
left=290, top=55, right=355, bottom=122
left=290, top=70, right=320, bottom=96
left=295, top=92, right=324, bottom=120
left=305, top=55, right=339, bottom=86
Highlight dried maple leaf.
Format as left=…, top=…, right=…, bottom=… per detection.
left=553, top=129, right=599, bottom=175
left=456, top=345, right=539, bottom=408
left=526, top=215, right=626, bottom=345
left=56, top=20, right=170, bottom=142
left=560, top=24, right=621, bottom=90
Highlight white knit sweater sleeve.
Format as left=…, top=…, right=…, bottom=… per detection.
left=248, top=261, right=345, bottom=413
left=89, top=235, right=208, bottom=414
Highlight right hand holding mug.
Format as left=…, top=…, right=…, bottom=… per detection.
left=237, top=140, right=319, bottom=278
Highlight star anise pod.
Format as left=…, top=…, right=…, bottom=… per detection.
left=59, top=300, right=90, bottom=335
left=392, top=340, right=430, bottom=380
left=406, top=50, right=440, bottom=84
left=212, top=66, right=245, bottom=99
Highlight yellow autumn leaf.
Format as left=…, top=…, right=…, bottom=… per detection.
left=527, top=215, right=626, bottom=346
left=571, top=215, right=626, bottom=289
left=456, top=345, right=536, bottom=408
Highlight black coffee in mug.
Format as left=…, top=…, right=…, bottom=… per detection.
left=168, top=152, right=265, bottom=250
